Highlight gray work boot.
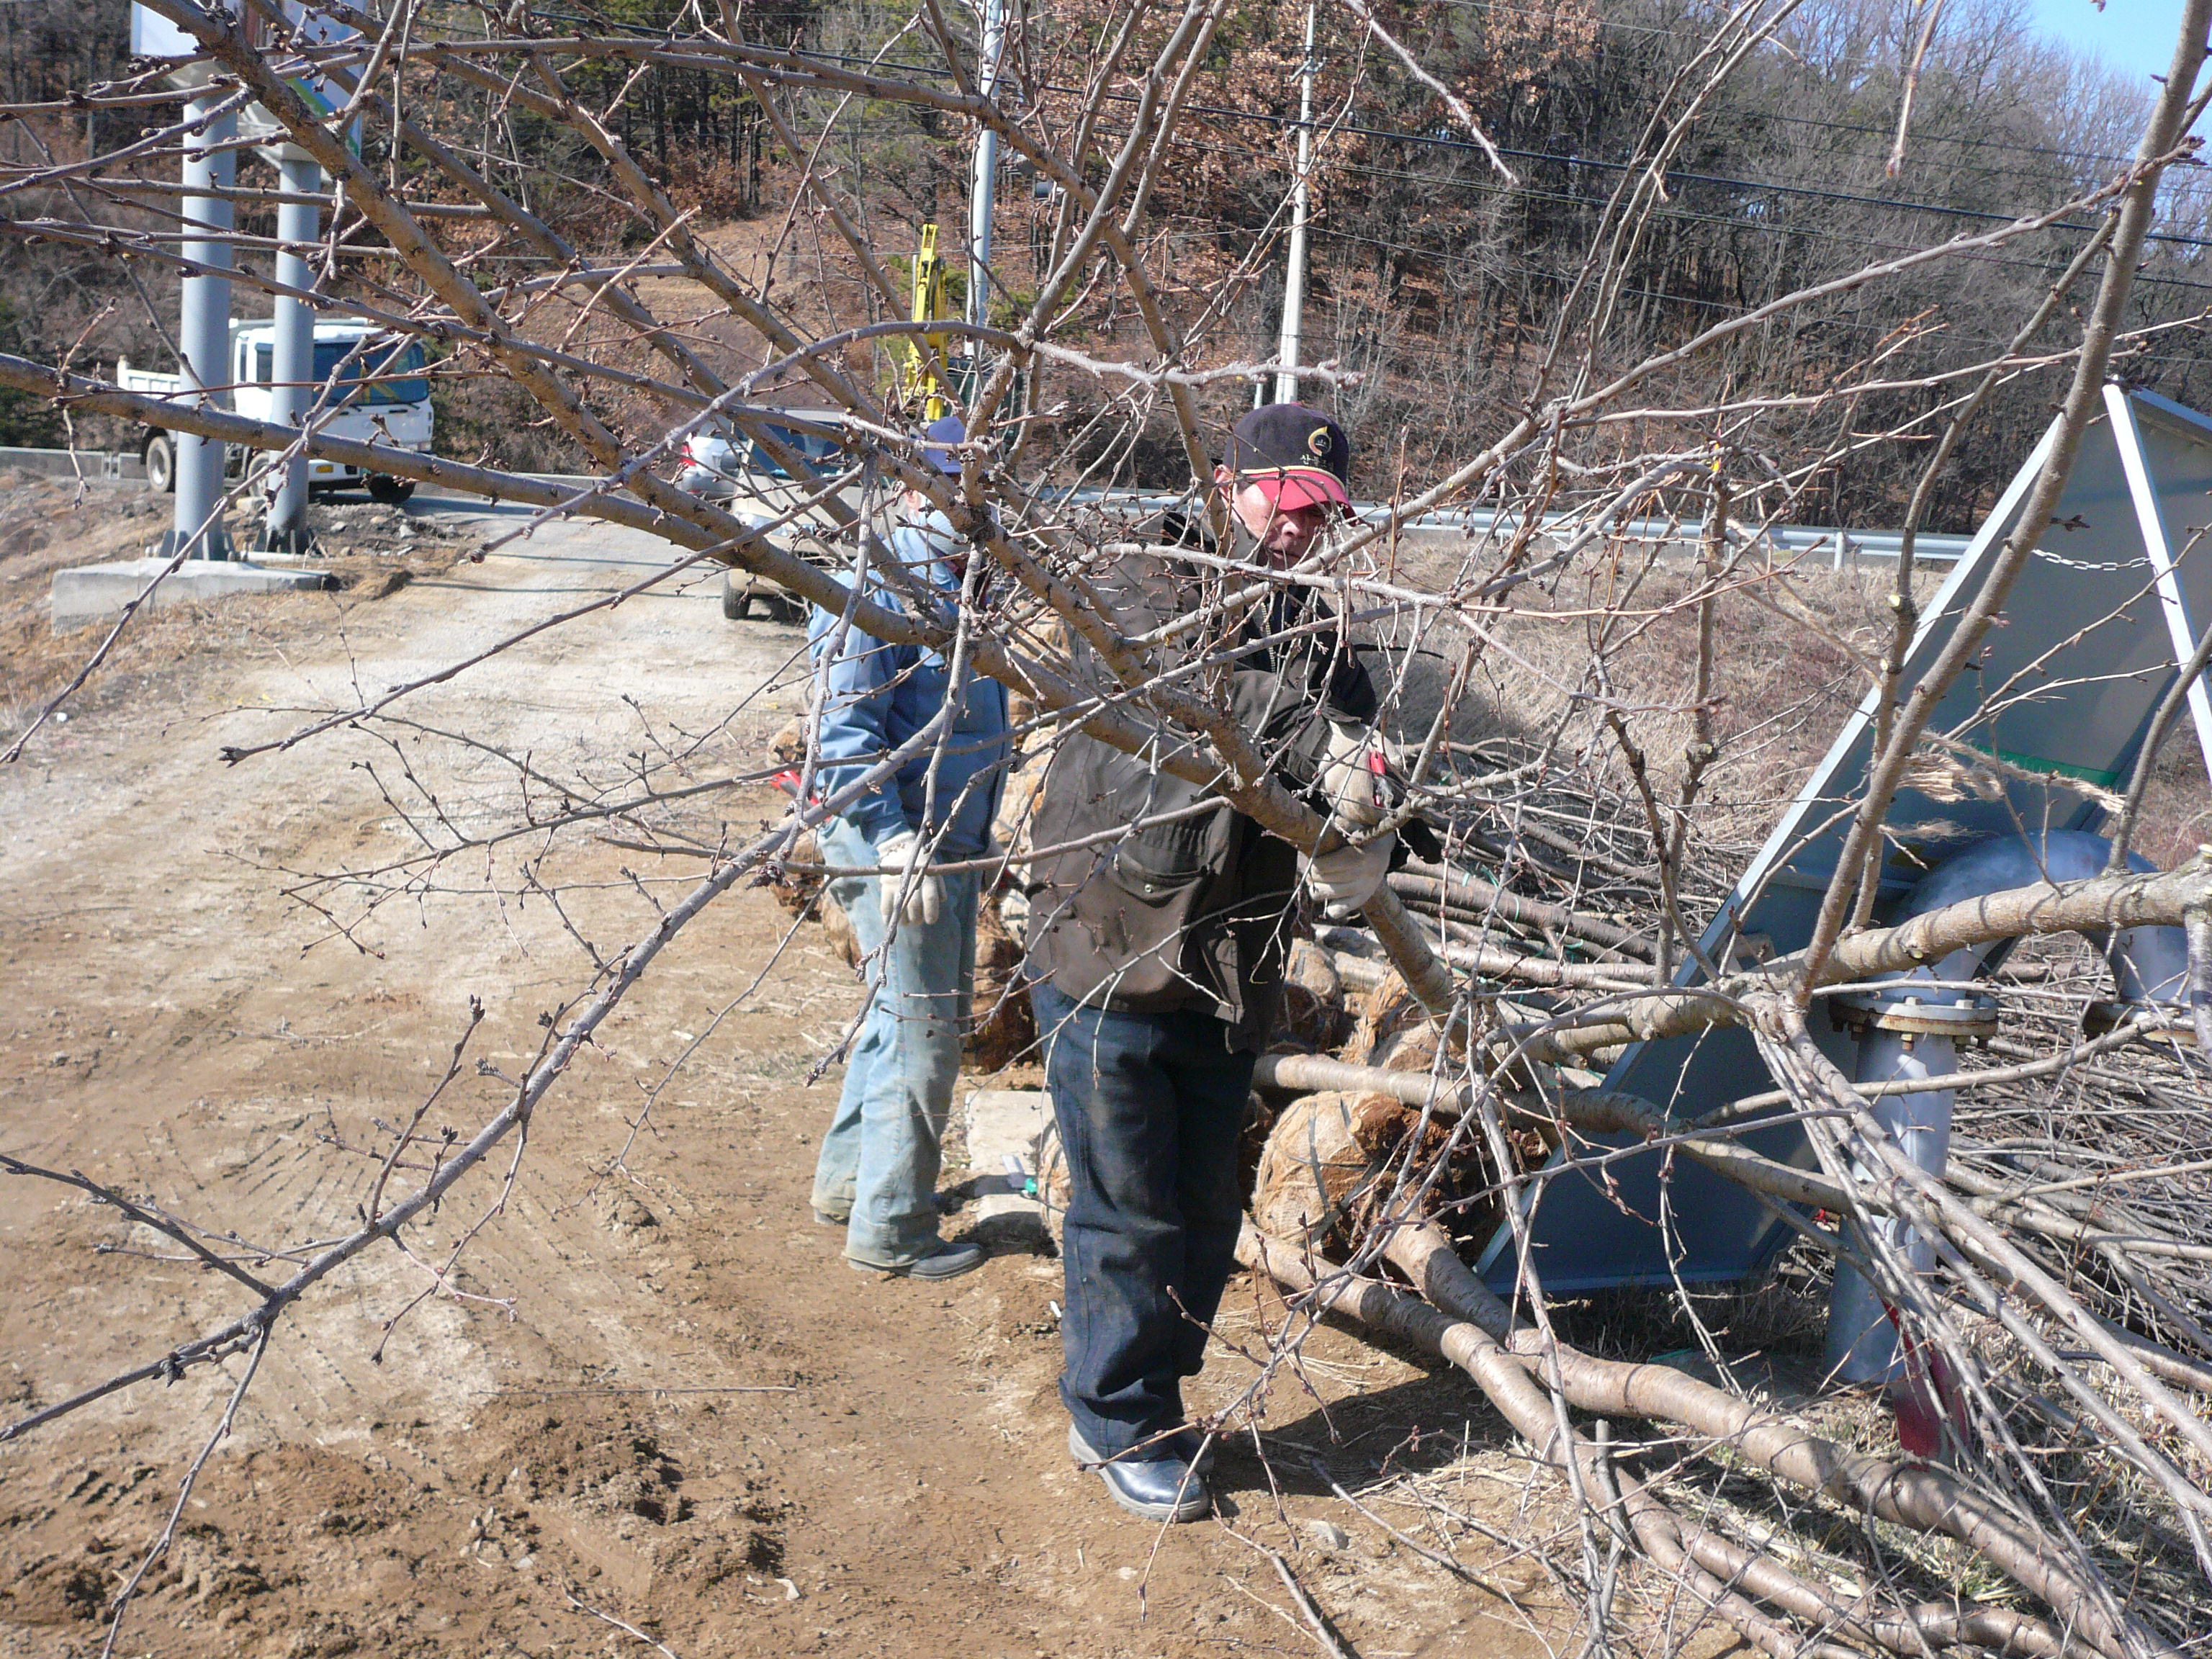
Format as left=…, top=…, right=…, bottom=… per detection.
left=848, top=1238, right=986, bottom=1280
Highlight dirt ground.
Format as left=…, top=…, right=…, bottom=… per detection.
left=0, top=493, right=1574, bottom=1658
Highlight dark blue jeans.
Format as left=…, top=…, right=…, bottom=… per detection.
left=1032, top=982, right=1255, bottom=1460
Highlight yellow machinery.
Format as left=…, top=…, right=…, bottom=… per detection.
left=899, top=223, right=953, bottom=421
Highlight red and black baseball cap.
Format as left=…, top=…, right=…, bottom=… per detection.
left=1224, top=403, right=1352, bottom=512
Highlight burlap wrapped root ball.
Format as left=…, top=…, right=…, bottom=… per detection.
left=1253, top=963, right=1544, bottom=1259
left=965, top=894, right=1036, bottom=1071
left=1344, top=967, right=1472, bottom=1074
left=1270, top=938, right=1349, bottom=1053
left=1251, top=1090, right=1424, bottom=1251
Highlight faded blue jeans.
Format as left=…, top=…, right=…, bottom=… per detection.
left=811, top=814, right=980, bottom=1269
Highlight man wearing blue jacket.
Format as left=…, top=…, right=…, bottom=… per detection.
left=806, top=415, right=1011, bottom=1280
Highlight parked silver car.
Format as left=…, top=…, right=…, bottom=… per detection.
left=676, top=410, right=857, bottom=621
left=677, top=410, right=849, bottom=501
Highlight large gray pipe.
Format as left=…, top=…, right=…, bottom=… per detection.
left=1871, top=830, right=2184, bottom=1002
left=262, top=151, right=321, bottom=554
left=1827, top=1027, right=1957, bottom=1383
left=1825, top=830, right=2185, bottom=1382
left=171, top=91, right=236, bottom=562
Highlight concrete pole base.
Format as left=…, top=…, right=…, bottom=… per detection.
left=255, top=520, right=319, bottom=557
left=153, top=525, right=235, bottom=562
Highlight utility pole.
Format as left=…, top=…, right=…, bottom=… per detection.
left=133, top=0, right=242, bottom=559
left=261, top=147, right=323, bottom=554
left=1273, top=0, right=1318, bottom=408
left=966, top=0, right=1007, bottom=349
left=171, top=86, right=238, bottom=561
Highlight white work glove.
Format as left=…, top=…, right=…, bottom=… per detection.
left=1305, top=832, right=1395, bottom=915
left=874, top=829, right=943, bottom=927
left=1317, top=719, right=1390, bottom=830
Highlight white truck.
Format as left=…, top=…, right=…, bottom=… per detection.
left=118, top=318, right=433, bottom=503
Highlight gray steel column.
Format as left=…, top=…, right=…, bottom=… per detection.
left=173, top=91, right=237, bottom=561
left=966, top=0, right=1005, bottom=336
left=1273, top=0, right=1317, bottom=406
left=264, top=150, right=320, bottom=553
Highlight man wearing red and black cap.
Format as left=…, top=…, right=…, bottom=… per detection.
left=1217, top=399, right=1354, bottom=562
left=1022, top=404, right=1395, bottom=1523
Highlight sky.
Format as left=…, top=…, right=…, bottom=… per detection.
left=2030, top=0, right=2195, bottom=84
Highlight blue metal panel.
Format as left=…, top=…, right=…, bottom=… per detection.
left=1480, top=395, right=2212, bottom=1295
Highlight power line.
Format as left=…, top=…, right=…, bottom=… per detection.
left=725, top=42, right=2212, bottom=251
left=775, top=107, right=2212, bottom=296
left=387, top=18, right=2212, bottom=273
left=1136, top=95, right=2212, bottom=256
left=1120, top=122, right=2212, bottom=298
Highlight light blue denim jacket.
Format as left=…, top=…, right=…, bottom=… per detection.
left=806, top=513, right=1011, bottom=857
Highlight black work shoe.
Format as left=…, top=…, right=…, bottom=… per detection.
left=1069, top=1424, right=1210, bottom=1523
left=1165, top=1428, right=1219, bottom=1473
left=848, top=1239, right=985, bottom=1280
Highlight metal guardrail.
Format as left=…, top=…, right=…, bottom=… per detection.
left=0, top=445, right=146, bottom=482
left=1, top=446, right=1969, bottom=565
left=1539, top=513, right=1972, bottom=565
left=1055, top=487, right=1972, bottom=565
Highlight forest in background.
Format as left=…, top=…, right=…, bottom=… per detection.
left=1, top=0, right=2205, bottom=530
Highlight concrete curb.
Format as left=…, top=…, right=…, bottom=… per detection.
left=51, top=556, right=336, bottom=633
left=964, top=1088, right=1049, bottom=1228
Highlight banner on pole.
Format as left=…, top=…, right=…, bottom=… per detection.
left=134, top=1, right=358, bottom=136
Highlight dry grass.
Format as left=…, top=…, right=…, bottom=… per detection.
left=0, top=478, right=481, bottom=745
left=1371, top=536, right=2212, bottom=880
left=0, top=476, right=204, bottom=737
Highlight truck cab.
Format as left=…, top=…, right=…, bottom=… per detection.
left=119, top=320, right=434, bottom=503
left=676, top=409, right=862, bottom=621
